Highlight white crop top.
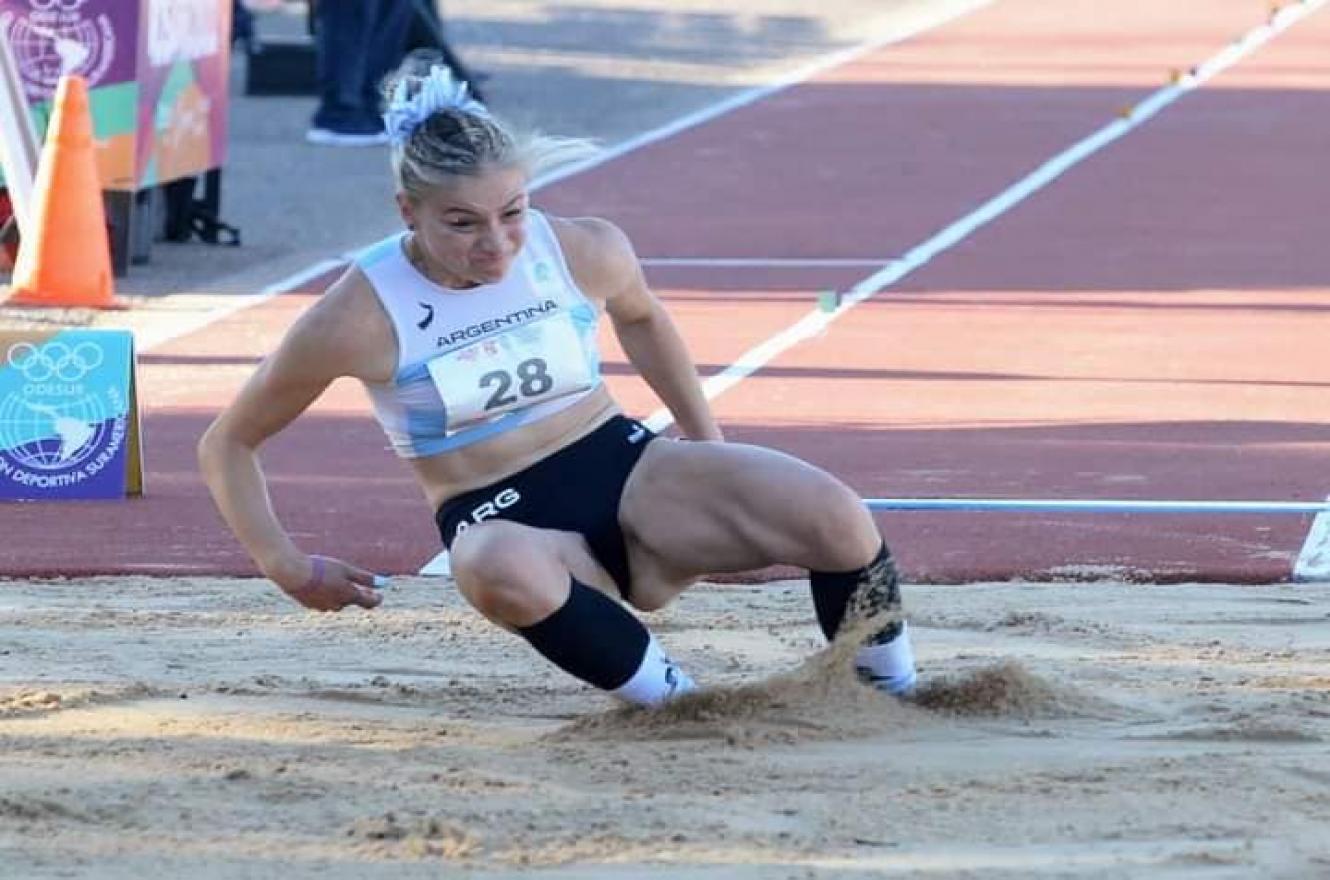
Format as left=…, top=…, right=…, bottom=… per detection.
left=356, top=210, right=604, bottom=458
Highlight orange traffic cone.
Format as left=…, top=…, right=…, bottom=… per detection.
left=6, top=74, right=120, bottom=309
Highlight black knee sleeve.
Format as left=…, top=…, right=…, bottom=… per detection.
left=517, top=577, right=649, bottom=690
left=809, top=542, right=903, bottom=642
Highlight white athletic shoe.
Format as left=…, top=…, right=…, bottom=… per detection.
left=305, top=127, right=390, bottom=147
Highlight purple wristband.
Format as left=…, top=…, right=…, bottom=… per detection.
left=302, top=556, right=326, bottom=591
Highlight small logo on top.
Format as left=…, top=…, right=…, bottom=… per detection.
left=417, top=302, right=435, bottom=330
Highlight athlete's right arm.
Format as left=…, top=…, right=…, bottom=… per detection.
left=197, top=275, right=387, bottom=610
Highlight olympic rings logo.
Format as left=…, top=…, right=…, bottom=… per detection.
left=6, top=341, right=103, bottom=382
left=28, top=0, right=87, bottom=11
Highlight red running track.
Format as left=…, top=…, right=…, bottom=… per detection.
left=3, top=0, right=1328, bottom=582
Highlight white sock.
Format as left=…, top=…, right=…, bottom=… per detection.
left=611, top=634, right=697, bottom=707
left=855, top=622, right=917, bottom=696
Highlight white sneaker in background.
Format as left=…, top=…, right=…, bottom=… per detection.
left=305, top=128, right=390, bottom=147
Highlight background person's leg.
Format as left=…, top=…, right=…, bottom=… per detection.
left=231, top=0, right=257, bottom=53
left=310, top=0, right=385, bottom=141
left=404, top=0, right=486, bottom=101
left=362, top=0, right=415, bottom=120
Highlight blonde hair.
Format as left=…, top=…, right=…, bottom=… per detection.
left=383, top=51, right=599, bottom=200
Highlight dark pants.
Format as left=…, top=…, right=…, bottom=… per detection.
left=312, top=0, right=413, bottom=133
left=404, top=0, right=484, bottom=102
left=231, top=1, right=255, bottom=50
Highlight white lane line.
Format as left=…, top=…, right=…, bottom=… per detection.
left=641, top=258, right=894, bottom=268
left=138, top=258, right=345, bottom=353
left=1294, top=496, right=1330, bottom=582
left=641, top=0, right=1328, bottom=433
left=138, top=0, right=991, bottom=359
left=531, top=0, right=993, bottom=192
left=868, top=498, right=1330, bottom=514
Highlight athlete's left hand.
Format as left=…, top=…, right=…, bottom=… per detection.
left=282, top=554, right=384, bottom=612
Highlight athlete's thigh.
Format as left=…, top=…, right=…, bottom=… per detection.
left=451, top=519, right=620, bottom=599
left=620, top=437, right=863, bottom=579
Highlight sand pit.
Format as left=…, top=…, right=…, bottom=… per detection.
left=2, top=575, right=1329, bottom=878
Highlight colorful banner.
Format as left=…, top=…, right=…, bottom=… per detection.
left=135, top=0, right=231, bottom=188
left=0, top=0, right=134, bottom=98
left=0, top=0, right=230, bottom=191
left=0, top=329, right=144, bottom=500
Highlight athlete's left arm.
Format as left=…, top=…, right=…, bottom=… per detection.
left=566, top=217, right=723, bottom=441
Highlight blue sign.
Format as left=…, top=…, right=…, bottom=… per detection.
left=0, top=329, right=142, bottom=499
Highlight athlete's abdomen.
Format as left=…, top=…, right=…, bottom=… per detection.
left=409, top=386, right=621, bottom=508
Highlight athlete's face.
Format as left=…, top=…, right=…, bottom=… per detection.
left=399, top=165, right=529, bottom=287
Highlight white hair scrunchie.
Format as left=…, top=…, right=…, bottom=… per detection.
left=383, top=66, right=487, bottom=146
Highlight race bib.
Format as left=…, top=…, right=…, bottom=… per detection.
left=426, top=311, right=595, bottom=431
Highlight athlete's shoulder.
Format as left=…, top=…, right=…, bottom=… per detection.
left=281, top=265, right=394, bottom=382
left=544, top=214, right=639, bottom=300
left=306, top=265, right=380, bottom=332
left=545, top=213, right=632, bottom=249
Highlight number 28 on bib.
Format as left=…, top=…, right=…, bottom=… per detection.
left=426, top=312, right=596, bottom=431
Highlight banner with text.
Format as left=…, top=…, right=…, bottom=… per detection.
left=0, top=0, right=231, bottom=190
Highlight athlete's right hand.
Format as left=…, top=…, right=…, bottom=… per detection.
left=277, top=554, right=383, bottom=612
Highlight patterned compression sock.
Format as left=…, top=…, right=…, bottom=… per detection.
left=810, top=543, right=917, bottom=695
left=517, top=577, right=695, bottom=707
left=810, top=543, right=902, bottom=639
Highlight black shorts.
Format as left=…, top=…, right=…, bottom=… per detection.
left=435, top=415, right=656, bottom=598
